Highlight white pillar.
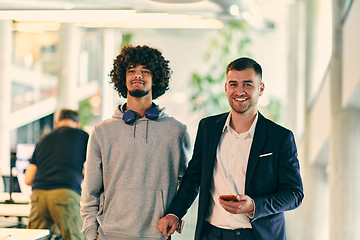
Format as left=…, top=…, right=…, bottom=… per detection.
left=101, top=28, right=118, bottom=120
left=293, top=1, right=330, bottom=239
left=57, top=23, right=80, bottom=111
left=0, top=20, right=12, bottom=182
left=329, top=0, right=360, bottom=239
left=286, top=3, right=299, bottom=237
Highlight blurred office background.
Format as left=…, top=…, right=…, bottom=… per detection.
left=0, top=0, right=359, bottom=239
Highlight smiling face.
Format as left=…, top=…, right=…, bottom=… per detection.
left=225, top=68, right=264, bottom=116
left=126, top=64, right=153, bottom=98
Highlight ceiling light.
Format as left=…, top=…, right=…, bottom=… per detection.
left=150, top=0, right=204, bottom=3
left=79, top=14, right=223, bottom=29
left=2, top=10, right=223, bottom=29
left=229, top=5, right=240, bottom=16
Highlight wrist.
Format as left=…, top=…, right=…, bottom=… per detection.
left=246, top=199, right=255, bottom=219
left=246, top=209, right=254, bottom=219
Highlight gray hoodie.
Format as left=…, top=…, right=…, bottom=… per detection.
left=80, top=105, right=191, bottom=240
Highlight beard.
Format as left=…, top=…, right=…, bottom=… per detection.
left=229, top=96, right=259, bottom=114
left=128, top=89, right=151, bottom=98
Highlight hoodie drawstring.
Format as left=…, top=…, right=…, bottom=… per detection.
left=132, top=120, right=148, bottom=143
left=145, top=120, right=148, bottom=143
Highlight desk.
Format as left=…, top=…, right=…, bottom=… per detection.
left=0, top=193, right=30, bottom=204
left=0, top=204, right=31, bottom=228
left=0, top=228, right=49, bottom=240
left=0, top=204, right=31, bottom=218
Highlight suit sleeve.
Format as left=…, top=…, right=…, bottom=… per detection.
left=166, top=119, right=205, bottom=219
left=251, top=130, right=304, bottom=221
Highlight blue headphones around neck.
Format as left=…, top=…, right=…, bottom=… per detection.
left=121, top=103, right=160, bottom=124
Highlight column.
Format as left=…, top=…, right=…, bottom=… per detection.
left=101, top=28, right=117, bottom=121
left=298, top=1, right=330, bottom=239
left=285, top=3, right=303, bottom=239
left=0, top=20, right=12, bottom=184
left=57, top=23, right=80, bottom=111
left=329, top=0, right=360, bottom=239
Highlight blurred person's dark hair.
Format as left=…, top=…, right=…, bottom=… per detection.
left=59, top=109, right=80, bottom=123
left=109, top=44, right=172, bottom=99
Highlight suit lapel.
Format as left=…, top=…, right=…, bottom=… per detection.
left=245, top=112, right=268, bottom=192
left=202, top=113, right=228, bottom=210
left=205, top=113, right=228, bottom=180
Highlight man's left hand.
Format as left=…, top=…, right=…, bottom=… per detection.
left=219, top=194, right=254, bottom=214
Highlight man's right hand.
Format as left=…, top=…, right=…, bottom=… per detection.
left=157, top=214, right=179, bottom=239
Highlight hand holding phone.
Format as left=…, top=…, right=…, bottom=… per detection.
left=219, top=194, right=239, bottom=202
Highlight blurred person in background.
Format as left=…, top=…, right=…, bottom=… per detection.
left=80, top=45, right=190, bottom=240
left=158, top=57, right=304, bottom=240
left=25, top=109, right=89, bottom=240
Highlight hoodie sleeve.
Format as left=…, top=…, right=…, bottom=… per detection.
left=80, top=127, right=103, bottom=239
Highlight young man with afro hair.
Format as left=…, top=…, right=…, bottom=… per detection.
left=80, top=45, right=191, bottom=240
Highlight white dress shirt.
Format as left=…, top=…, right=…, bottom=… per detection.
left=207, top=112, right=258, bottom=229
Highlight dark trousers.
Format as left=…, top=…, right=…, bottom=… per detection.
left=200, top=222, right=255, bottom=240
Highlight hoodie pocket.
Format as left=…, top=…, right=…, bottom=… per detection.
left=103, top=188, right=165, bottom=238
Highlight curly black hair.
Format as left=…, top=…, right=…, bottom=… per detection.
left=109, top=45, right=172, bottom=99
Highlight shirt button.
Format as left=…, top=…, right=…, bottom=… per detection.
left=228, top=174, right=232, bottom=178
left=231, top=155, right=234, bottom=158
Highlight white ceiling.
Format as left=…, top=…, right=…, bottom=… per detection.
left=0, top=0, right=266, bottom=20
left=0, top=0, right=292, bottom=30
left=0, top=0, right=231, bottom=13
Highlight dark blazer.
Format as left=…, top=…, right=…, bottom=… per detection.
left=166, top=112, right=304, bottom=240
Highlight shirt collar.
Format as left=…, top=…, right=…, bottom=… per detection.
left=223, top=111, right=259, bottom=138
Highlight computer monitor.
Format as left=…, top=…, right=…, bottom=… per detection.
left=15, top=144, right=35, bottom=197
left=16, top=143, right=35, bottom=160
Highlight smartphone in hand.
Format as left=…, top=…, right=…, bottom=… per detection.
left=219, top=195, right=238, bottom=202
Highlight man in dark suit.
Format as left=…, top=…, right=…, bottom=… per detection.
left=157, top=57, right=304, bottom=240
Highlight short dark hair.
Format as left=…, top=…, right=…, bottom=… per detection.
left=58, top=109, right=80, bottom=122
left=109, top=45, right=172, bottom=99
left=226, top=57, right=262, bottom=79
